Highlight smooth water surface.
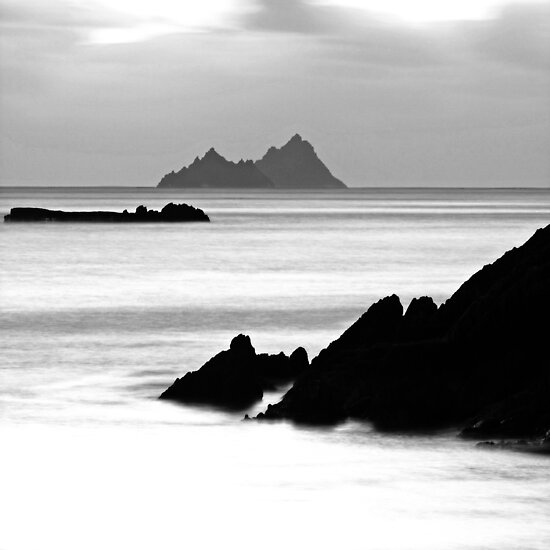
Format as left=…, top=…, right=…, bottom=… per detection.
left=1, top=187, right=549, bottom=550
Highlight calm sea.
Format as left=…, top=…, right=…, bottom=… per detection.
left=1, top=187, right=549, bottom=550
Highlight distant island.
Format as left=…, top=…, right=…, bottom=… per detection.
left=157, top=134, right=346, bottom=189
left=4, top=203, right=210, bottom=223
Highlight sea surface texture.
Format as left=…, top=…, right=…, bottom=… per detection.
left=1, top=187, right=549, bottom=550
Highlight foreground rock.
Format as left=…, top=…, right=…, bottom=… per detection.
left=476, top=437, right=550, bottom=454
left=159, top=335, right=308, bottom=410
left=475, top=427, right=550, bottom=453
left=257, top=224, right=550, bottom=441
left=4, top=203, right=210, bottom=223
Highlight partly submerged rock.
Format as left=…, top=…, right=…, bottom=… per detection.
left=475, top=438, right=550, bottom=454
left=461, top=383, right=550, bottom=440
left=4, top=203, right=210, bottom=223
left=159, top=335, right=309, bottom=410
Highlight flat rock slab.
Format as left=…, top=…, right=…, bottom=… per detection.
left=4, top=203, right=210, bottom=223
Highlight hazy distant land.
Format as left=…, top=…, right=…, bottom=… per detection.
left=157, top=134, right=346, bottom=189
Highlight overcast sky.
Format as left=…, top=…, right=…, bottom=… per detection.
left=0, top=0, right=549, bottom=187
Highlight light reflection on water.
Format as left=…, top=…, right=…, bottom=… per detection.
left=0, top=188, right=549, bottom=550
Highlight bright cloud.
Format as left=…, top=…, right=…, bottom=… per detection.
left=74, top=0, right=547, bottom=44
left=324, top=0, right=511, bottom=22
left=87, top=0, right=250, bottom=43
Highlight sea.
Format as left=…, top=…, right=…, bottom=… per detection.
left=1, top=187, right=549, bottom=550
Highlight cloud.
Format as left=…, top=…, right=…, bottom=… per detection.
left=244, top=0, right=356, bottom=34
left=244, top=0, right=550, bottom=71
left=470, top=2, right=550, bottom=69
left=0, top=0, right=136, bottom=33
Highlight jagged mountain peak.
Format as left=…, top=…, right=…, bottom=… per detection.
left=203, top=147, right=224, bottom=160
left=158, top=146, right=274, bottom=189
left=280, top=134, right=316, bottom=155
left=255, top=135, right=346, bottom=189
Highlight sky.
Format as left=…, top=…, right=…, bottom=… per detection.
left=0, top=0, right=549, bottom=187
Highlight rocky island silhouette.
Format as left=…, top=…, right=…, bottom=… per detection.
left=160, top=223, right=550, bottom=450
left=4, top=203, right=210, bottom=223
left=157, top=134, right=346, bottom=189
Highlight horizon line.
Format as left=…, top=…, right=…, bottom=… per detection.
left=1, top=185, right=549, bottom=191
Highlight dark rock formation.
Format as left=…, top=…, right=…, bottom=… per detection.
left=258, top=224, right=550, bottom=440
left=476, top=438, right=550, bottom=454
left=157, top=148, right=274, bottom=189
left=4, top=203, right=210, bottom=223
left=255, top=134, right=347, bottom=189
left=159, top=335, right=309, bottom=410
left=461, top=382, right=550, bottom=440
